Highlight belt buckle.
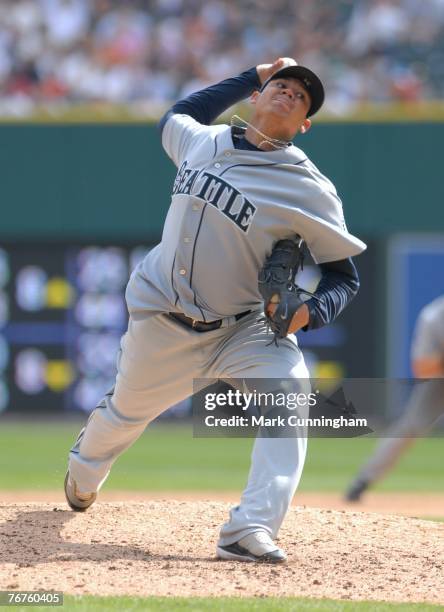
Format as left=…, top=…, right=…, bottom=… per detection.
left=191, top=319, right=199, bottom=329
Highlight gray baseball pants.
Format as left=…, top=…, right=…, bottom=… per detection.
left=68, top=310, right=309, bottom=545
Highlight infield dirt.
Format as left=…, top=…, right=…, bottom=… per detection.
left=2, top=491, right=444, bottom=518
left=0, top=501, right=443, bottom=604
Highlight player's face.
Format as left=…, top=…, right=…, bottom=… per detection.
left=252, top=78, right=312, bottom=137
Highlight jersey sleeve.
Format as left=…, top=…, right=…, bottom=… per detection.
left=161, top=113, right=214, bottom=167
left=291, top=187, right=366, bottom=263
left=285, top=158, right=366, bottom=263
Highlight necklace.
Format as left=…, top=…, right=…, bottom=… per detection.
left=231, top=114, right=291, bottom=150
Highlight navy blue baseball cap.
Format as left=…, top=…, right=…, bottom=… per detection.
left=260, top=64, right=325, bottom=117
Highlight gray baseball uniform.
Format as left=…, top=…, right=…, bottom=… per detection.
left=127, top=113, right=364, bottom=321
left=68, top=74, right=366, bottom=546
left=350, top=296, right=444, bottom=486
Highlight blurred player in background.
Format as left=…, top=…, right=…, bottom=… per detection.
left=345, top=295, right=444, bottom=501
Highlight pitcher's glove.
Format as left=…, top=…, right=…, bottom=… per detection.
left=258, top=238, right=315, bottom=341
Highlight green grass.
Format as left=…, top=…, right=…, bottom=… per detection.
left=1, top=424, right=442, bottom=611
left=6, top=596, right=443, bottom=612
left=0, top=422, right=442, bottom=493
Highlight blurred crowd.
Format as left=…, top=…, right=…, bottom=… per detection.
left=1, top=0, right=444, bottom=116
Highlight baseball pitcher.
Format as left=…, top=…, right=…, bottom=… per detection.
left=65, top=58, right=366, bottom=563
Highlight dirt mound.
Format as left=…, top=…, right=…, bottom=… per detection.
left=0, top=501, right=443, bottom=604
left=3, top=491, right=444, bottom=518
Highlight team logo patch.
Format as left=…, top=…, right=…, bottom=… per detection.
left=172, top=162, right=257, bottom=233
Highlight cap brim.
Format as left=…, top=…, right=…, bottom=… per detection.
left=260, top=65, right=325, bottom=117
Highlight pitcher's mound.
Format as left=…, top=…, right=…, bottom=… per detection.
left=0, top=501, right=442, bottom=604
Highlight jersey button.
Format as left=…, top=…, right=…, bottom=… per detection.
left=214, top=162, right=221, bottom=168
left=192, top=204, right=199, bottom=211
left=183, top=237, right=190, bottom=243
left=224, top=151, right=231, bottom=157
left=179, top=269, right=186, bottom=275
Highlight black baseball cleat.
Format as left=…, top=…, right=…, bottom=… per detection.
left=216, top=531, right=287, bottom=563
left=64, top=471, right=97, bottom=512
left=344, top=478, right=369, bottom=502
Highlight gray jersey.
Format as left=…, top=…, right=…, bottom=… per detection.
left=411, top=295, right=444, bottom=362
left=126, top=114, right=366, bottom=322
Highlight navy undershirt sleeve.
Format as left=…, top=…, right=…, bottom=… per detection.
left=303, top=258, right=360, bottom=330
left=158, top=67, right=261, bottom=133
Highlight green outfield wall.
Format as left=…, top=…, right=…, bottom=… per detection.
left=0, top=123, right=442, bottom=239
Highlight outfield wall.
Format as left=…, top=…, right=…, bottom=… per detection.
left=0, top=123, right=443, bottom=412
left=0, top=123, right=443, bottom=239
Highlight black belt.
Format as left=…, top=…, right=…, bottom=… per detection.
left=168, top=310, right=251, bottom=332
